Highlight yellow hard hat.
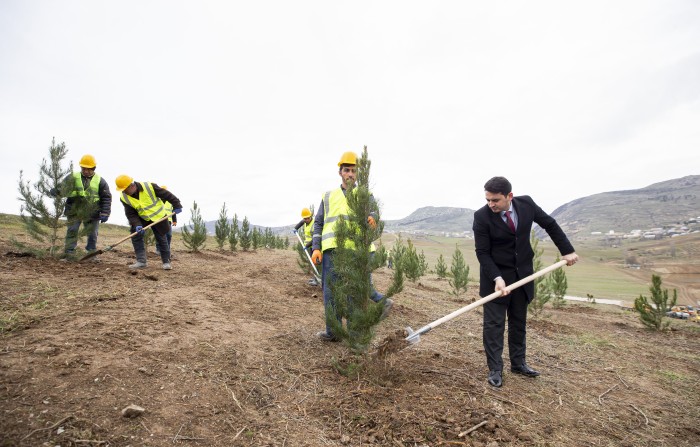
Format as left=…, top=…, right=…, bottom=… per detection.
left=160, top=185, right=167, bottom=190
left=115, top=174, right=134, bottom=192
left=337, top=151, right=358, bottom=167
left=79, top=154, right=96, bottom=169
left=301, top=208, right=312, bottom=218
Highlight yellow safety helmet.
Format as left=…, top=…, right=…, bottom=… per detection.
left=79, top=154, right=97, bottom=169
left=115, top=174, right=134, bottom=192
left=337, top=151, right=358, bottom=167
left=160, top=185, right=167, bottom=190
left=301, top=208, right=312, bottom=218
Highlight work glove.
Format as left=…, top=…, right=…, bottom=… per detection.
left=311, top=249, right=322, bottom=265
left=367, top=216, right=377, bottom=229
left=173, top=208, right=182, bottom=214
left=99, top=215, right=109, bottom=223
left=135, top=225, right=145, bottom=236
left=292, top=229, right=297, bottom=234
left=172, top=221, right=177, bottom=227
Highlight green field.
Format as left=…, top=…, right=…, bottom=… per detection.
left=379, top=231, right=700, bottom=303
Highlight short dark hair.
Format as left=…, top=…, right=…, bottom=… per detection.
left=484, top=176, right=512, bottom=196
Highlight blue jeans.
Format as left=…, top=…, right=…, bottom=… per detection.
left=64, top=218, right=99, bottom=253
left=321, top=250, right=384, bottom=336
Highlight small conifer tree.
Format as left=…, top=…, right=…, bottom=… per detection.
left=634, top=274, right=676, bottom=331
left=326, top=147, right=403, bottom=353
left=16, top=138, right=75, bottom=256
left=402, top=239, right=423, bottom=282
left=549, top=255, right=568, bottom=308
left=529, top=230, right=552, bottom=317
left=181, top=201, right=207, bottom=252
left=239, top=217, right=251, bottom=251
left=418, top=250, right=429, bottom=276
left=449, top=244, right=470, bottom=295
left=228, top=213, right=239, bottom=251
left=435, top=254, right=448, bottom=278
left=251, top=227, right=260, bottom=250
left=372, top=241, right=388, bottom=268
left=214, top=203, right=231, bottom=250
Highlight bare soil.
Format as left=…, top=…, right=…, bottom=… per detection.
left=1, top=237, right=699, bottom=446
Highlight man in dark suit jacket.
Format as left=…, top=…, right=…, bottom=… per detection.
left=472, top=176, right=579, bottom=387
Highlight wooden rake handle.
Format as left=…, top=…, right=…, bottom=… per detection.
left=108, top=212, right=176, bottom=248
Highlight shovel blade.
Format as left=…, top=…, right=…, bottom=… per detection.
left=78, top=249, right=105, bottom=262
left=405, top=327, right=420, bottom=344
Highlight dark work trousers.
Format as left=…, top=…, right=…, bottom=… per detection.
left=130, top=218, right=171, bottom=264
left=482, top=286, right=528, bottom=372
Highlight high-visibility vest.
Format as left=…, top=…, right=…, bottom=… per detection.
left=321, top=188, right=375, bottom=252
left=68, top=172, right=100, bottom=202
left=163, top=201, right=174, bottom=223
left=303, top=217, right=313, bottom=243
left=120, top=182, right=168, bottom=222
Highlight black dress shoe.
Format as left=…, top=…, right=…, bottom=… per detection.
left=510, top=363, right=540, bottom=377
left=487, top=370, right=502, bottom=387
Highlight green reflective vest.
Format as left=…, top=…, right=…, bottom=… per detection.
left=69, top=172, right=100, bottom=202
left=120, top=182, right=168, bottom=222
left=321, top=188, right=375, bottom=252
left=163, top=201, right=174, bottom=223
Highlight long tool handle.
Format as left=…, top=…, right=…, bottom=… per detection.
left=406, top=259, right=568, bottom=341
left=294, top=231, right=321, bottom=280
left=108, top=212, right=176, bottom=249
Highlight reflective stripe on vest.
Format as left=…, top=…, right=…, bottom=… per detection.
left=321, top=188, right=375, bottom=252
left=68, top=172, right=101, bottom=202
left=120, top=182, right=168, bottom=221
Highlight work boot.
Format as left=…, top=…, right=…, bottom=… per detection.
left=380, top=298, right=394, bottom=320
left=162, top=262, right=172, bottom=270
left=308, top=278, right=319, bottom=286
left=129, top=261, right=147, bottom=269
left=316, top=331, right=338, bottom=342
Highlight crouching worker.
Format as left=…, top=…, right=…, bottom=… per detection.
left=115, top=175, right=182, bottom=270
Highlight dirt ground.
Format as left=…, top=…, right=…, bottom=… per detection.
left=1, top=238, right=699, bottom=446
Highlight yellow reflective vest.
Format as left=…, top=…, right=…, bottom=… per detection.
left=120, top=182, right=168, bottom=222
left=321, top=188, right=375, bottom=252
left=69, top=172, right=100, bottom=202
left=303, top=217, right=313, bottom=244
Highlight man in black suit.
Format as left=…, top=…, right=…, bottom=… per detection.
left=473, top=176, right=578, bottom=387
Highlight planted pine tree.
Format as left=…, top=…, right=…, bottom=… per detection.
left=181, top=201, right=207, bottom=252
left=16, top=138, right=75, bottom=257
left=435, top=254, right=448, bottom=278
left=529, top=230, right=552, bottom=317
left=326, top=147, right=403, bottom=353
left=634, top=274, right=676, bottom=331
left=449, top=244, right=470, bottom=295
left=228, top=213, right=239, bottom=251
left=239, top=217, right=251, bottom=251
left=549, top=255, right=568, bottom=309
left=214, top=203, right=231, bottom=250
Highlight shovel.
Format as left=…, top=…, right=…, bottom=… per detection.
left=78, top=213, right=175, bottom=262
left=405, top=259, right=568, bottom=344
left=293, top=231, right=322, bottom=282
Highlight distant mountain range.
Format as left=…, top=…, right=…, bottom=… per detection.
left=200, top=175, right=700, bottom=240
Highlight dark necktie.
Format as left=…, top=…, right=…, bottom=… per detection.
left=505, top=211, right=516, bottom=233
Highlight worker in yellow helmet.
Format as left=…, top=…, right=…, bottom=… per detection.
left=310, top=151, right=392, bottom=342
left=115, top=175, right=182, bottom=270
left=51, top=154, right=112, bottom=260
left=293, top=207, right=319, bottom=286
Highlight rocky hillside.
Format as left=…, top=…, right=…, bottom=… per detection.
left=383, top=206, right=475, bottom=235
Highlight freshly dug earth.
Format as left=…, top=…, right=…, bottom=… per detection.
left=1, top=241, right=699, bottom=446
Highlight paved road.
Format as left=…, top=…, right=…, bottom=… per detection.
left=564, top=295, right=625, bottom=306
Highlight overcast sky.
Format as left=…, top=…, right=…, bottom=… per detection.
left=1, top=1, right=698, bottom=228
